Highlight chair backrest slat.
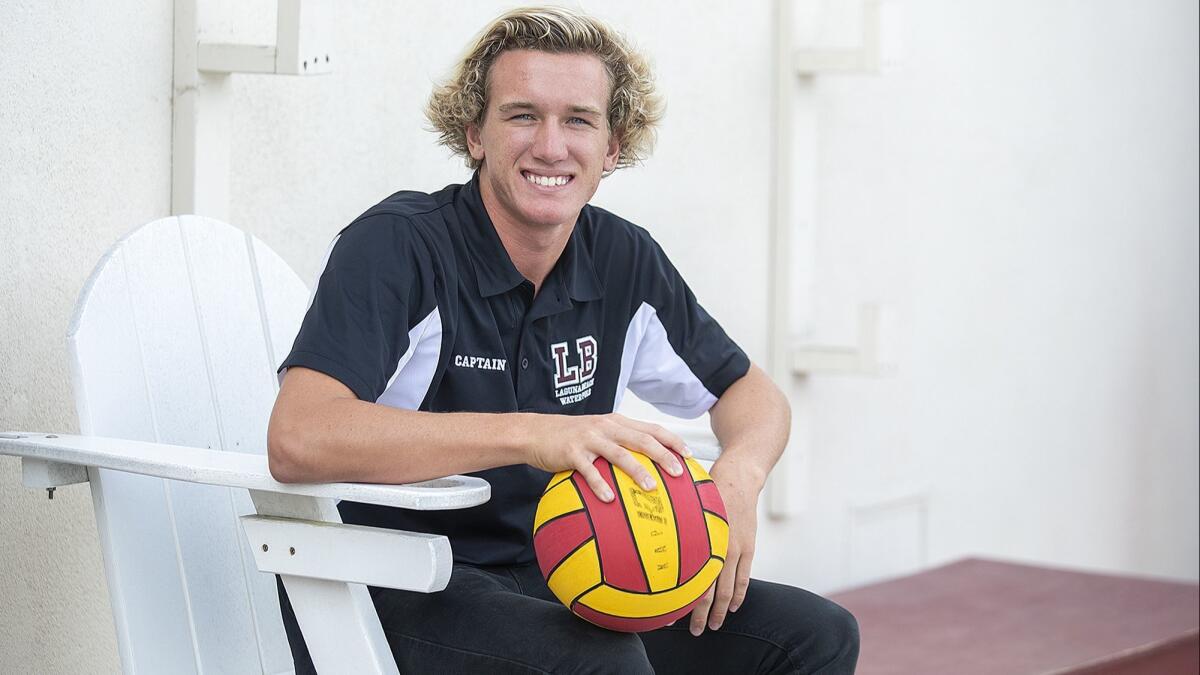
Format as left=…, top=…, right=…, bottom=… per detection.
left=68, top=216, right=307, bottom=674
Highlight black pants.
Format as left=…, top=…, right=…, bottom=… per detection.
left=279, top=562, right=859, bottom=674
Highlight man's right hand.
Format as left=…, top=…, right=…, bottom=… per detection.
left=519, top=413, right=690, bottom=502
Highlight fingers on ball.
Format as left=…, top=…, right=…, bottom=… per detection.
left=578, top=463, right=614, bottom=501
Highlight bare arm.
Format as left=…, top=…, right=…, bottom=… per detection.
left=708, top=362, right=790, bottom=492
left=267, top=366, right=690, bottom=500
left=688, top=362, right=791, bottom=635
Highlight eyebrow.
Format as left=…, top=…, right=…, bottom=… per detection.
left=496, top=101, right=604, bottom=117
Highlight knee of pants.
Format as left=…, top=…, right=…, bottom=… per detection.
left=762, top=586, right=861, bottom=673
left=566, top=630, right=654, bottom=675
left=810, top=601, right=860, bottom=671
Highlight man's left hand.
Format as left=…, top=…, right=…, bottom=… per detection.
left=687, top=458, right=765, bottom=636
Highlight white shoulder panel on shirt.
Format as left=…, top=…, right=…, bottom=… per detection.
left=614, top=302, right=717, bottom=419
left=377, top=307, right=443, bottom=410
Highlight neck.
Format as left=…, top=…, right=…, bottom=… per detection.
left=493, top=220, right=571, bottom=295
left=477, top=174, right=575, bottom=295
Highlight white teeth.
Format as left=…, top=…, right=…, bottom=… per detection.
left=525, top=173, right=569, bottom=187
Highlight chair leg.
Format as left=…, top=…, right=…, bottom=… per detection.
left=249, top=491, right=398, bottom=674
left=281, top=575, right=398, bottom=675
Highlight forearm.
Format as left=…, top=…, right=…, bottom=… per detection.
left=688, top=363, right=789, bottom=634
left=266, top=367, right=689, bottom=493
left=708, top=363, right=791, bottom=491
left=268, top=396, right=532, bottom=484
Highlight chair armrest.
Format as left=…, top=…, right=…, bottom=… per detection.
left=0, top=432, right=489, bottom=511
left=242, top=515, right=454, bottom=591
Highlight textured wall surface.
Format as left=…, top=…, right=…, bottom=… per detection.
left=758, top=0, right=1200, bottom=589
left=1, top=1, right=1196, bottom=672
left=0, top=0, right=174, bottom=672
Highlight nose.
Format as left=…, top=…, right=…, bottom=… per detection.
left=531, top=120, right=569, bottom=163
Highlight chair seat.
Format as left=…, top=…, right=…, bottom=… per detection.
left=829, top=557, right=1199, bottom=675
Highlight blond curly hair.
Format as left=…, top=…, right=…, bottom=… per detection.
left=426, top=6, right=664, bottom=172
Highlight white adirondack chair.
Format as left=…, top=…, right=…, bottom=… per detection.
left=0, top=215, right=491, bottom=674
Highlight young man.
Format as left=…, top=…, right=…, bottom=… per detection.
left=268, top=7, right=858, bottom=673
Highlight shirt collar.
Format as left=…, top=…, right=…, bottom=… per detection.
left=559, top=220, right=604, bottom=303
left=458, top=174, right=526, bottom=298
left=456, top=173, right=604, bottom=304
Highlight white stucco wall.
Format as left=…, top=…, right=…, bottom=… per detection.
left=1, top=1, right=1196, bottom=672
left=758, top=0, right=1200, bottom=590
left=0, top=1, right=174, bottom=672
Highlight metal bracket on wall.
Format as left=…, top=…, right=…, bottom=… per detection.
left=793, top=0, right=884, bottom=75
left=792, top=304, right=894, bottom=377
left=173, top=0, right=332, bottom=219
left=197, top=0, right=333, bottom=75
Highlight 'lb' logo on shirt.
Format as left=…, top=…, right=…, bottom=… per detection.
left=551, top=336, right=597, bottom=406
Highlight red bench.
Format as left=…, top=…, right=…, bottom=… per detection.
left=829, top=558, right=1199, bottom=674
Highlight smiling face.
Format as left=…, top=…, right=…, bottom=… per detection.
left=466, top=49, right=620, bottom=233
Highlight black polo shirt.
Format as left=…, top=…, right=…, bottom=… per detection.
left=280, top=174, right=750, bottom=565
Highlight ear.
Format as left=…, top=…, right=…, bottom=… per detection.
left=466, top=122, right=486, bottom=162
left=603, top=134, right=620, bottom=172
